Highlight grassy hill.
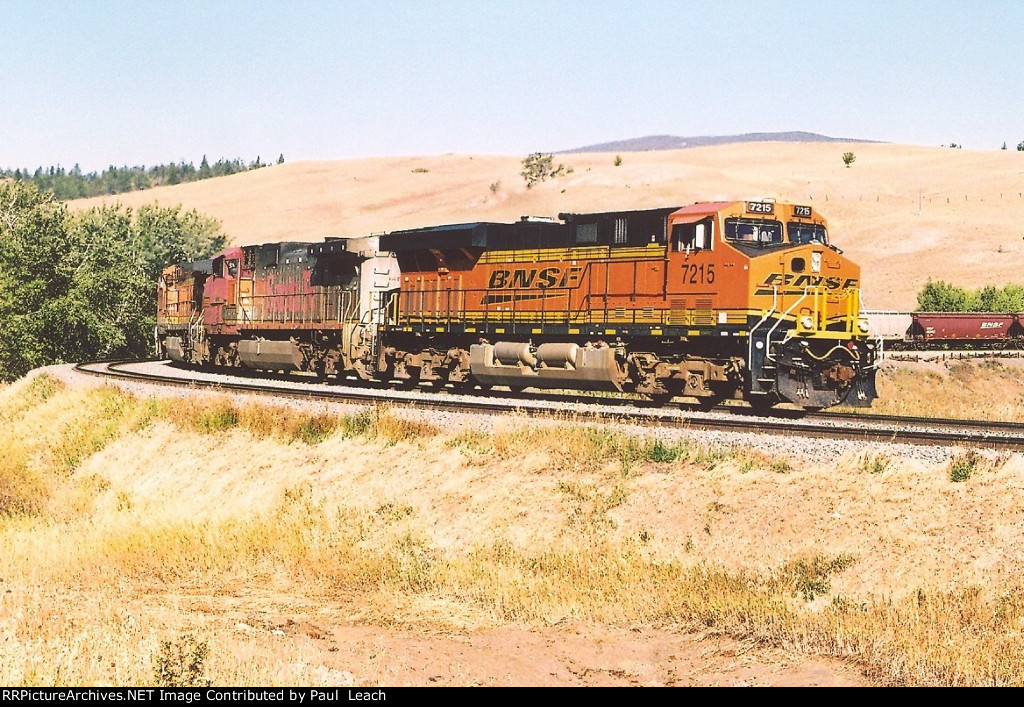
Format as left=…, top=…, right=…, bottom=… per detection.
left=71, top=142, right=1024, bottom=310
left=5, top=361, right=1024, bottom=685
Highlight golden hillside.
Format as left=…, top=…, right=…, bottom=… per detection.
left=71, top=142, right=1024, bottom=310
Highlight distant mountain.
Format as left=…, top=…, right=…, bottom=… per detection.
left=560, top=131, right=882, bottom=153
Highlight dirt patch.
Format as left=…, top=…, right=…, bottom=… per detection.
left=179, top=595, right=873, bottom=687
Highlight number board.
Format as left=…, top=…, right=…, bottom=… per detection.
left=793, top=205, right=812, bottom=218
left=746, top=201, right=774, bottom=214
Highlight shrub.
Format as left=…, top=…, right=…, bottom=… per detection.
left=645, top=439, right=687, bottom=464
left=520, top=153, right=566, bottom=188
left=779, top=553, right=857, bottom=600
left=860, top=452, right=892, bottom=474
left=949, top=449, right=984, bottom=482
left=152, top=634, right=210, bottom=687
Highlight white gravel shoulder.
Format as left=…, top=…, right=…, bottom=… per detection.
left=37, top=361, right=981, bottom=467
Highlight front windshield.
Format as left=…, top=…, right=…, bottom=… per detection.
left=788, top=222, right=828, bottom=245
left=724, top=218, right=783, bottom=245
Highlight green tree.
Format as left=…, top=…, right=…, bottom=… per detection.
left=198, top=155, right=212, bottom=179
left=520, top=152, right=566, bottom=188
left=1, top=154, right=279, bottom=199
left=916, top=280, right=970, bottom=311
left=0, top=182, right=77, bottom=378
left=842, top=152, right=856, bottom=168
left=0, top=181, right=225, bottom=380
left=916, top=280, right=1024, bottom=313
left=277, top=153, right=285, bottom=165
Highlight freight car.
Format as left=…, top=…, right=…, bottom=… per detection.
left=156, top=201, right=879, bottom=409
left=864, top=311, right=1024, bottom=349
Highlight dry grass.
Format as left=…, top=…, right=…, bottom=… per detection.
left=839, top=358, right=1024, bottom=420
left=4, top=373, right=1024, bottom=684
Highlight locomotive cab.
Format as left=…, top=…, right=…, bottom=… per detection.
left=699, top=201, right=876, bottom=407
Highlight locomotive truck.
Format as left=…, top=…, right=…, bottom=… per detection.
left=157, top=201, right=879, bottom=409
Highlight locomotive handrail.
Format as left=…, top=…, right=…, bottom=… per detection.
left=858, top=294, right=885, bottom=367
left=748, top=285, right=778, bottom=367
left=766, top=287, right=810, bottom=362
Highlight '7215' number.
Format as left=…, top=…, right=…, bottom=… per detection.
left=683, top=264, right=715, bottom=284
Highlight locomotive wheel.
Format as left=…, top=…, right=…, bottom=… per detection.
left=696, top=395, right=723, bottom=412
left=647, top=392, right=674, bottom=406
left=398, top=371, right=421, bottom=388
left=747, top=397, right=777, bottom=414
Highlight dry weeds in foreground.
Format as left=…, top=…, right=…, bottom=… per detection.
left=1, top=373, right=1024, bottom=685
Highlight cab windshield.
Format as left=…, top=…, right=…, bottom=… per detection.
left=724, top=218, right=783, bottom=245
left=788, top=222, right=828, bottom=245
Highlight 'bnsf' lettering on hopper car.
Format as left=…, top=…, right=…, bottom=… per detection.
left=156, top=202, right=879, bottom=410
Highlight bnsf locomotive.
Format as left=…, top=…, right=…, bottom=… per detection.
left=156, top=201, right=879, bottom=409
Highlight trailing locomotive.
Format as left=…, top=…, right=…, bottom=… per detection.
left=157, top=201, right=879, bottom=409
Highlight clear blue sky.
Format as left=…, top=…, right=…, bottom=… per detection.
left=2, top=0, right=1022, bottom=172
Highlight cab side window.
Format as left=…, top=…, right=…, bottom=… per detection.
left=671, top=220, right=712, bottom=252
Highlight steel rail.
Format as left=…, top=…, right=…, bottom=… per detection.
left=73, top=359, right=1024, bottom=451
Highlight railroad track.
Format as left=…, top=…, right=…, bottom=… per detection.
left=74, top=359, right=1024, bottom=451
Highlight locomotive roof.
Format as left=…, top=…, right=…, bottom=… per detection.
left=380, top=221, right=556, bottom=252
left=380, top=207, right=687, bottom=253
left=670, top=201, right=736, bottom=217
left=180, top=259, right=214, bottom=274
left=557, top=206, right=681, bottom=221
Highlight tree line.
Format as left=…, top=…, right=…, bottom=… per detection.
left=0, top=154, right=284, bottom=201
left=0, top=181, right=226, bottom=381
left=917, top=280, right=1024, bottom=312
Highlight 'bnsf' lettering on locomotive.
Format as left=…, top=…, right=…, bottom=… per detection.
left=755, top=273, right=858, bottom=295
left=980, top=321, right=1006, bottom=329
left=487, top=266, right=582, bottom=290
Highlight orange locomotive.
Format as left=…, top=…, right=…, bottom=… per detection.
left=157, top=201, right=878, bottom=409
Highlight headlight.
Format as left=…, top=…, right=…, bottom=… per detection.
left=800, top=315, right=814, bottom=329
left=857, top=320, right=870, bottom=333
